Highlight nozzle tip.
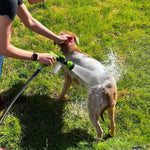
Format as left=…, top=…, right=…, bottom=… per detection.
left=66, top=61, right=74, bottom=70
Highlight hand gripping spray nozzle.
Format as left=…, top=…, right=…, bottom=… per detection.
left=50, top=52, right=74, bottom=74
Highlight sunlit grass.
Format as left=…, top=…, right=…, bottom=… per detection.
left=0, top=0, right=150, bottom=149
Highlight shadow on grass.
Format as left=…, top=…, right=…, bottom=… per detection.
left=1, top=82, right=95, bottom=150
left=103, top=134, right=113, bottom=141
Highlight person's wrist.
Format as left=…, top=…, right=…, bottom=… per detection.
left=31, top=53, right=38, bottom=61
left=55, top=37, right=61, bottom=43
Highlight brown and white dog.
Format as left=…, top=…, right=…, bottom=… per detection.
left=55, top=31, right=117, bottom=141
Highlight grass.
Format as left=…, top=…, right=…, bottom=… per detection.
left=0, top=0, right=150, bottom=149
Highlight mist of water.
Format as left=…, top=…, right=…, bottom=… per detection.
left=52, top=62, right=63, bottom=74
left=104, top=51, right=124, bottom=82
left=71, top=51, right=123, bottom=87
left=71, top=64, right=97, bottom=86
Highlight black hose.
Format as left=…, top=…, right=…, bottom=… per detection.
left=0, top=66, right=42, bottom=124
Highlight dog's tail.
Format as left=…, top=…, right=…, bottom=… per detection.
left=100, top=84, right=117, bottom=122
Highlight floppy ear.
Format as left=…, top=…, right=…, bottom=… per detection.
left=74, top=36, right=79, bottom=44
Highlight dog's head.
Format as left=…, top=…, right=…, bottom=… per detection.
left=54, top=31, right=79, bottom=46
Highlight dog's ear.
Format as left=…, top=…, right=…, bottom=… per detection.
left=74, top=36, right=79, bottom=44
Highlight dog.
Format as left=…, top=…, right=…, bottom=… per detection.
left=55, top=31, right=117, bottom=141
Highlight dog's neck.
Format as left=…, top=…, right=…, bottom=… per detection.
left=60, top=44, right=82, bottom=56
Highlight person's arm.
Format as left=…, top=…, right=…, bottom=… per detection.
left=0, top=16, right=55, bottom=66
left=17, top=4, right=66, bottom=43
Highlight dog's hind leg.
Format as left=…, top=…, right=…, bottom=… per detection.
left=108, top=105, right=116, bottom=136
left=88, top=100, right=103, bottom=140
left=58, top=73, right=72, bottom=100
left=107, top=85, right=117, bottom=136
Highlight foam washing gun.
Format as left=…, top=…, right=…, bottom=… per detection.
left=50, top=52, right=74, bottom=74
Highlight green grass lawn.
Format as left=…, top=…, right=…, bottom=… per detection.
left=0, top=0, right=150, bottom=149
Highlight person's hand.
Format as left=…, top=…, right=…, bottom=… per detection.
left=55, top=35, right=68, bottom=45
left=37, top=53, right=56, bottom=66
left=54, top=35, right=74, bottom=45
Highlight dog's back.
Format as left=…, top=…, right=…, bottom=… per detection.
left=64, top=51, right=116, bottom=87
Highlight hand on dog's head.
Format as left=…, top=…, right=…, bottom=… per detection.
left=54, top=31, right=79, bottom=46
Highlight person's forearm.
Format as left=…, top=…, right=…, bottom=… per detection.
left=0, top=45, right=33, bottom=60
left=26, top=18, right=60, bottom=42
left=0, top=45, right=56, bottom=66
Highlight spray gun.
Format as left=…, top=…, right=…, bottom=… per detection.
left=50, top=52, right=74, bottom=74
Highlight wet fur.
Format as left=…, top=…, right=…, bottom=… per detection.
left=56, top=31, right=117, bottom=140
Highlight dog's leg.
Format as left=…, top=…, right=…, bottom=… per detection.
left=108, top=105, right=116, bottom=136
left=57, top=73, right=72, bottom=100
left=107, top=85, right=117, bottom=136
left=88, top=100, right=103, bottom=141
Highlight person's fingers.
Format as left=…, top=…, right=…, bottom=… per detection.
left=37, top=53, right=56, bottom=66
left=47, top=55, right=56, bottom=66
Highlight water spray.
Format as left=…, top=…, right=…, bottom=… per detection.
left=51, top=52, right=99, bottom=87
